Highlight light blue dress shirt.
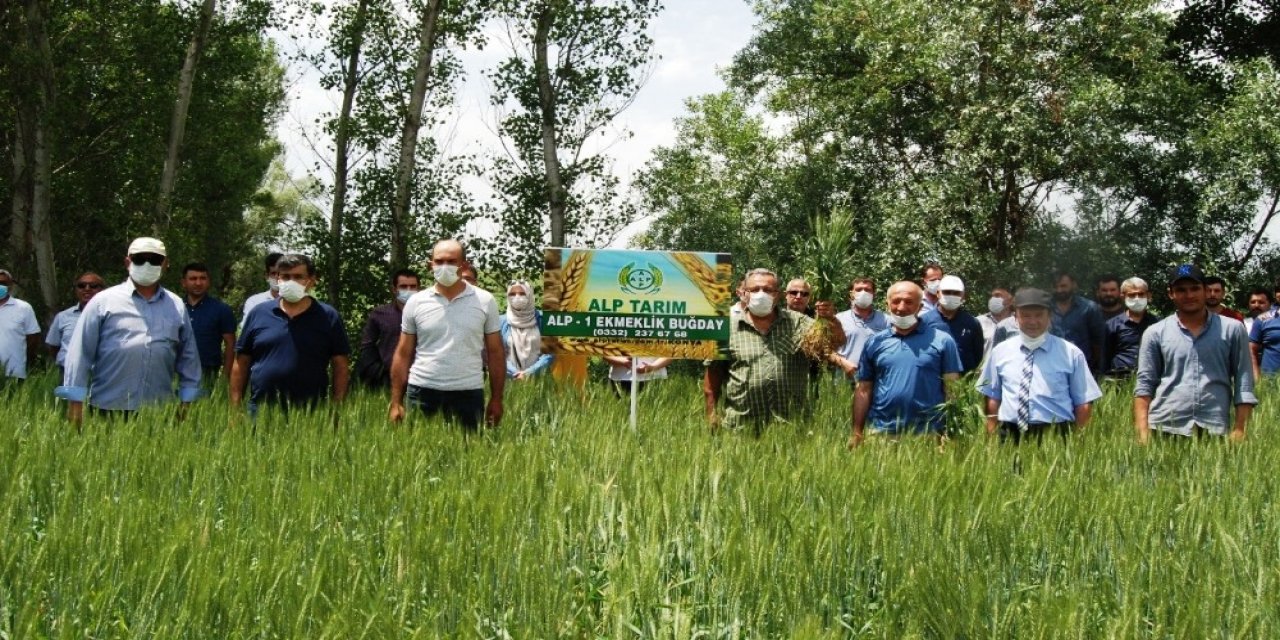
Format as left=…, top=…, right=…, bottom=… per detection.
left=835, top=308, right=889, bottom=365
left=45, top=304, right=82, bottom=366
left=56, top=280, right=202, bottom=410
left=977, top=334, right=1102, bottom=424
left=1135, top=312, right=1257, bottom=435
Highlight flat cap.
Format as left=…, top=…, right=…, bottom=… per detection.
left=1013, top=287, right=1052, bottom=309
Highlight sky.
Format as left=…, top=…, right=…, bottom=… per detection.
left=273, top=1, right=760, bottom=245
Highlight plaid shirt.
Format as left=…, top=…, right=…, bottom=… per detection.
left=721, top=309, right=814, bottom=429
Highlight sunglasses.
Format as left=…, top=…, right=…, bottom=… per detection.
left=75, top=282, right=104, bottom=290
left=785, top=290, right=810, bottom=297
left=130, top=253, right=165, bottom=266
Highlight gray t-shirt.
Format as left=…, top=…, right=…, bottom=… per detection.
left=402, top=284, right=501, bottom=391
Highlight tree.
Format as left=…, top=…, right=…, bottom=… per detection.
left=155, top=0, right=219, bottom=228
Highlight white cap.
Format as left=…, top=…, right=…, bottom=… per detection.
left=127, top=237, right=167, bottom=257
left=939, top=275, right=965, bottom=293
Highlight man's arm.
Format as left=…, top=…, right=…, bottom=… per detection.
left=25, top=333, right=40, bottom=371
left=1231, top=403, right=1252, bottom=441
left=58, top=303, right=103, bottom=425
left=331, top=355, right=350, bottom=402
left=484, top=331, right=506, bottom=426
left=985, top=397, right=1000, bottom=435
left=1074, top=403, right=1092, bottom=429
left=1134, top=396, right=1152, bottom=444
left=229, top=354, right=252, bottom=407
left=850, top=380, right=873, bottom=448
left=703, top=361, right=728, bottom=427
left=1251, top=341, right=1262, bottom=383
left=942, top=372, right=962, bottom=400
left=388, top=332, right=416, bottom=422
left=174, top=315, right=203, bottom=403
left=220, top=333, right=235, bottom=377
left=814, top=302, right=845, bottom=350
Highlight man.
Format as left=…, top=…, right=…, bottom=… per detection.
left=850, top=281, right=962, bottom=446
left=458, top=262, right=479, bottom=286
left=921, top=262, right=944, bottom=313
left=357, top=269, right=420, bottom=387
left=704, top=268, right=841, bottom=432
left=978, top=287, right=1013, bottom=355
left=977, top=288, right=1102, bottom=444
left=784, top=278, right=813, bottom=315
left=1249, top=280, right=1280, bottom=379
left=1051, top=271, right=1106, bottom=375
left=1103, top=277, right=1159, bottom=377
left=1135, top=264, right=1256, bottom=443
left=46, top=272, right=106, bottom=369
left=0, top=269, right=42, bottom=381
left=56, top=237, right=202, bottom=423
left=231, top=254, right=350, bottom=413
left=1204, top=276, right=1244, bottom=321
left=920, top=275, right=984, bottom=373
left=389, top=239, right=505, bottom=429
left=831, top=278, right=888, bottom=379
left=181, top=263, right=236, bottom=381
left=1244, top=287, right=1270, bottom=335
left=242, top=252, right=283, bottom=318
left=1094, top=274, right=1125, bottom=321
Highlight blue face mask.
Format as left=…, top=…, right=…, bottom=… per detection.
left=0, top=285, right=9, bottom=300
left=397, top=289, right=414, bottom=303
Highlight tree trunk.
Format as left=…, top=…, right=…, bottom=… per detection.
left=389, top=0, right=444, bottom=270
left=533, top=3, right=567, bottom=248
left=155, top=0, right=218, bottom=230
left=10, top=107, right=32, bottom=275
left=328, top=0, right=369, bottom=309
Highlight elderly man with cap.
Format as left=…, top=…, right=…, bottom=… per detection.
left=977, top=288, right=1102, bottom=444
left=57, top=237, right=202, bottom=424
left=921, top=274, right=985, bottom=374
left=45, top=272, right=106, bottom=370
left=1135, top=264, right=1256, bottom=443
left=0, top=268, right=42, bottom=383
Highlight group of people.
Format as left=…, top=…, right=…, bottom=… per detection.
left=708, top=262, right=1259, bottom=445
left=0, top=237, right=1268, bottom=443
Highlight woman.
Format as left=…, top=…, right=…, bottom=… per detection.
left=500, top=280, right=553, bottom=380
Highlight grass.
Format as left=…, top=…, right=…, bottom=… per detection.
left=1, top=369, right=1278, bottom=638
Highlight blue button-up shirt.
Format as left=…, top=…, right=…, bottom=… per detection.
left=56, top=281, right=202, bottom=410
left=44, top=304, right=83, bottom=366
left=834, top=308, right=889, bottom=366
left=186, top=295, right=236, bottom=369
left=1135, top=312, right=1257, bottom=435
left=858, top=324, right=962, bottom=434
left=1053, top=295, right=1106, bottom=371
left=977, top=334, right=1102, bottom=424
left=1104, top=311, right=1159, bottom=375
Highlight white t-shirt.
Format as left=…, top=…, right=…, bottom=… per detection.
left=608, top=357, right=669, bottom=382
left=402, top=284, right=501, bottom=390
left=0, top=297, right=41, bottom=378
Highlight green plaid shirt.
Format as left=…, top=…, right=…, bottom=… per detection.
left=721, top=309, right=815, bottom=429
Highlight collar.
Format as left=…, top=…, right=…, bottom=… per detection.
left=125, top=279, right=166, bottom=302
left=432, top=282, right=474, bottom=300
left=1174, top=309, right=1214, bottom=334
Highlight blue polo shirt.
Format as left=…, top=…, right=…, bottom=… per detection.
left=236, top=299, right=351, bottom=405
left=921, top=307, right=984, bottom=373
left=857, top=324, right=962, bottom=434
left=1249, top=310, right=1280, bottom=374
left=185, top=295, right=236, bottom=369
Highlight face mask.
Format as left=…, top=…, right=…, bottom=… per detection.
left=940, top=294, right=964, bottom=311
left=129, top=263, right=163, bottom=287
left=1125, top=297, right=1148, bottom=313
left=888, top=313, right=918, bottom=330
left=508, top=294, right=531, bottom=311
left=852, top=291, right=874, bottom=309
left=925, top=280, right=941, bottom=295
left=397, top=289, right=414, bottom=304
left=433, top=264, right=460, bottom=287
left=747, top=292, right=774, bottom=317
left=988, top=297, right=1005, bottom=315
left=267, top=276, right=279, bottom=293
left=1021, top=333, right=1047, bottom=351
left=0, top=285, right=8, bottom=300
left=277, top=279, right=308, bottom=303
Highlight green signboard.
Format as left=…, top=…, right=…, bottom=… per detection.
left=540, top=248, right=734, bottom=359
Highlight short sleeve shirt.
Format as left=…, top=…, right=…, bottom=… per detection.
left=186, top=295, right=236, bottom=369
left=45, top=305, right=82, bottom=366
left=402, top=284, right=501, bottom=391
left=237, top=299, right=351, bottom=405
left=977, top=334, right=1102, bottom=423
left=1249, top=310, right=1280, bottom=374
left=0, top=297, right=41, bottom=378
left=721, top=309, right=814, bottom=429
left=835, top=309, right=888, bottom=365
left=858, top=324, right=962, bottom=434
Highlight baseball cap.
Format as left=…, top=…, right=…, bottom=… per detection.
left=128, top=237, right=167, bottom=257
left=939, top=275, right=965, bottom=293
left=1013, top=287, right=1052, bottom=309
left=1167, top=264, right=1205, bottom=286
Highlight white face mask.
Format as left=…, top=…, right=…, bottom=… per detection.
left=396, top=289, right=414, bottom=304
left=277, top=279, right=308, bottom=303
left=129, top=263, right=163, bottom=287
left=1021, top=333, right=1047, bottom=351
left=508, top=294, right=531, bottom=311
left=940, top=294, right=964, bottom=311
left=852, top=291, right=874, bottom=309
left=988, top=297, right=1006, bottom=315
left=925, top=280, right=941, bottom=295
left=433, top=264, right=460, bottom=287
left=747, top=292, right=775, bottom=317
left=888, top=312, right=918, bottom=330
left=267, top=276, right=280, bottom=293
left=1125, top=296, right=1149, bottom=313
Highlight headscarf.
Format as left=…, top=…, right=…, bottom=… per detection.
left=505, top=280, right=541, bottom=372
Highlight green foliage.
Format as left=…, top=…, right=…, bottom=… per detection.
left=4, top=372, right=1280, bottom=636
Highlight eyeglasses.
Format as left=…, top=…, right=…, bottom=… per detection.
left=785, top=291, right=810, bottom=297
left=130, top=253, right=165, bottom=266
left=75, top=282, right=104, bottom=290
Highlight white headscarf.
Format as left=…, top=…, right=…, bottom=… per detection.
left=505, top=280, right=541, bottom=372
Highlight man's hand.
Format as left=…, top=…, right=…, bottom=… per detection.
left=1230, top=428, right=1246, bottom=443
left=708, top=411, right=721, bottom=433
left=514, top=371, right=526, bottom=381
left=68, top=401, right=83, bottom=427
left=847, top=431, right=863, bottom=450
left=388, top=402, right=406, bottom=424
left=485, top=398, right=503, bottom=427
left=814, top=300, right=836, bottom=319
